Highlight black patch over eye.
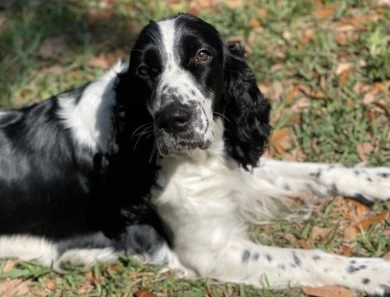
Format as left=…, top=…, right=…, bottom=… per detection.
left=136, top=65, right=150, bottom=76
left=195, top=50, right=212, bottom=64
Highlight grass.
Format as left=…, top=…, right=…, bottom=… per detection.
left=0, top=0, right=389, bottom=296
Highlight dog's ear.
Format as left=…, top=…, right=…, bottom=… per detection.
left=222, top=43, right=271, bottom=170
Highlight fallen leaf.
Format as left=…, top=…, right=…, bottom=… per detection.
left=286, top=86, right=300, bottom=102
left=89, top=56, right=111, bottom=69
left=0, top=279, right=32, bottom=297
left=225, top=0, right=241, bottom=9
left=384, top=252, right=390, bottom=259
left=363, top=93, right=375, bottom=105
left=340, top=245, right=353, bottom=257
left=134, top=289, right=157, bottom=297
left=298, top=239, right=312, bottom=249
left=335, top=33, right=347, bottom=46
left=302, top=29, right=315, bottom=44
left=2, top=260, right=15, bottom=273
left=335, top=63, right=353, bottom=75
left=248, top=18, right=261, bottom=28
left=110, top=264, right=122, bottom=271
left=378, top=0, right=390, bottom=7
left=45, top=279, right=57, bottom=292
left=310, top=226, right=332, bottom=241
left=355, top=211, right=389, bottom=231
left=303, top=285, right=354, bottom=297
left=313, top=6, right=336, bottom=18
left=256, top=8, right=268, bottom=18
left=86, top=270, right=94, bottom=282
left=284, top=233, right=298, bottom=246
left=299, top=85, right=325, bottom=99
left=39, top=35, right=68, bottom=59
left=346, top=198, right=370, bottom=217
left=270, top=128, right=291, bottom=155
left=89, top=49, right=126, bottom=70
left=86, top=11, right=113, bottom=22
left=269, top=81, right=284, bottom=102
left=356, top=142, right=374, bottom=162
left=338, top=69, right=351, bottom=86
left=343, top=225, right=359, bottom=241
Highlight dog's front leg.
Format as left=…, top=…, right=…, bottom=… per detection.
left=182, top=240, right=390, bottom=296
left=255, top=158, right=390, bottom=203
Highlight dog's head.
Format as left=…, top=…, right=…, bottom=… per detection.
left=118, top=13, right=271, bottom=170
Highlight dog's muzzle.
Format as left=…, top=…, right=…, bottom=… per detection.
left=154, top=103, right=211, bottom=155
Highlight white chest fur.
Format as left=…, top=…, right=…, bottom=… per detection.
left=152, top=121, right=249, bottom=254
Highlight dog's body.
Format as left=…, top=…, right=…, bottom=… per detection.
left=0, top=13, right=389, bottom=296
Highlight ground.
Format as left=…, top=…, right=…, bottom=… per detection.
left=0, top=0, right=389, bottom=296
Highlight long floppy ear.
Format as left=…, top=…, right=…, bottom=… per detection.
left=222, top=43, right=271, bottom=170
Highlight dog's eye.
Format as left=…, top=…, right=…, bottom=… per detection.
left=136, top=65, right=150, bottom=76
left=195, top=50, right=212, bottom=64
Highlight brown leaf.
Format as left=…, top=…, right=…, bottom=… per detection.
left=86, top=270, right=94, bottom=282
left=286, top=86, right=301, bottom=102
left=340, top=245, right=353, bottom=257
left=225, top=0, right=241, bottom=9
left=270, top=128, right=291, bottom=155
left=335, top=33, right=347, bottom=46
left=284, top=233, right=298, bottom=246
left=363, top=93, right=375, bottom=105
left=313, top=6, right=336, bottom=18
left=338, top=69, right=351, bottom=86
left=355, top=211, right=389, bottom=231
left=343, top=225, right=359, bottom=241
left=310, top=226, right=332, bottom=241
left=303, top=286, right=354, bottom=297
left=356, top=142, right=374, bottom=162
left=45, top=279, right=57, bottom=292
left=299, top=85, right=325, bottom=99
left=39, top=35, right=68, bottom=59
left=302, top=29, right=315, bottom=44
left=89, top=56, right=111, bottom=69
left=134, top=289, right=157, bottom=297
left=89, top=49, right=126, bottom=70
left=0, top=279, right=32, bottom=297
left=86, top=11, right=113, bottom=22
left=248, top=18, right=261, bottom=29
left=109, top=264, right=122, bottom=271
left=298, top=239, right=312, bottom=249
left=384, top=251, right=390, bottom=259
left=378, top=0, right=390, bottom=8
left=346, top=198, right=370, bottom=218
left=2, top=260, right=15, bottom=273
left=335, top=63, right=353, bottom=75
left=256, top=8, right=268, bottom=19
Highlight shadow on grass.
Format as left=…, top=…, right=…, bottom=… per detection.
left=0, top=0, right=142, bottom=107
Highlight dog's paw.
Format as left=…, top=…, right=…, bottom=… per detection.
left=318, top=166, right=390, bottom=202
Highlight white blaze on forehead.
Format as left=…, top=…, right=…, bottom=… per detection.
left=157, top=19, right=177, bottom=66
left=155, top=18, right=214, bottom=142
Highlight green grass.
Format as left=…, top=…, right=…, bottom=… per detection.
left=0, top=0, right=389, bottom=296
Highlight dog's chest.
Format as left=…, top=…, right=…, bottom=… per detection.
left=152, top=155, right=243, bottom=244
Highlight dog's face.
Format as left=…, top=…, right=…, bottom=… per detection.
left=128, top=14, right=225, bottom=156
left=121, top=13, right=271, bottom=169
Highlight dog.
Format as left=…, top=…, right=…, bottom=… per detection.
left=0, top=13, right=389, bottom=296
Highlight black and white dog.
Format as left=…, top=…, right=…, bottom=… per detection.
left=0, top=13, right=389, bottom=296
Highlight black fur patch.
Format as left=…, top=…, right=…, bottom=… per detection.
left=242, top=250, right=251, bottom=263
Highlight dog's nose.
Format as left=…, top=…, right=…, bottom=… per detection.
left=156, top=105, right=191, bottom=133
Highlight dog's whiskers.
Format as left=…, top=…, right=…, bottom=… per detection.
left=131, top=123, right=153, bottom=139
left=213, top=112, right=230, bottom=122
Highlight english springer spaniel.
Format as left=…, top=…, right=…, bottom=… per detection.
left=0, top=13, right=389, bottom=296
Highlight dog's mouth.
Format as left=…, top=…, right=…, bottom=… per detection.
left=155, top=130, right=212, bottom=156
